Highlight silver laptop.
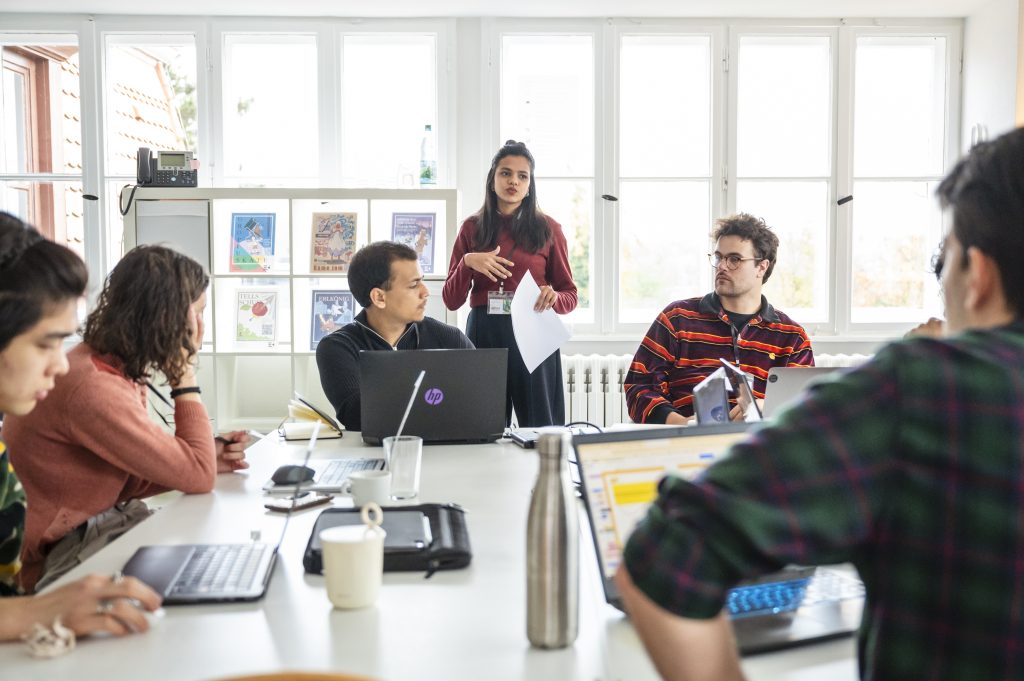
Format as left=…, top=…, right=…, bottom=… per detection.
left=762, top=367, right=839, bottom=418
left=572, top=424, right=865, bottom=655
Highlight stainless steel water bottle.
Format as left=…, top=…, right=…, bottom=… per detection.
left=526, top=430, right=579, bottom=648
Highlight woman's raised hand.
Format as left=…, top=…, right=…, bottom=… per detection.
left=464, top=246, right=514, bottom=282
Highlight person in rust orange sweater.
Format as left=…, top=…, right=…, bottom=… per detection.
left=4, top=245, right=250, bottom=593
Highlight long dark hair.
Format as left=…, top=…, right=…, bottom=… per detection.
left=83, top=245, right=208, bottom=385
left=0, top=212, right=88, bottom=351
left=473, top=140, right=551, bottom=253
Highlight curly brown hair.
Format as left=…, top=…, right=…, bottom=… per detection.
left=83, top=245, right=208, bottom=385
left=711, top=213, right=780, bottom=283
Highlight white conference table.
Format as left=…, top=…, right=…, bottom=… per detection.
left=0, top=433, right=858, bottom=681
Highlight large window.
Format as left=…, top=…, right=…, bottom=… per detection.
left=849, top=35, right=947, bottom=324
left=618, top=34, right=713, bottom=324
left=496, top=20, right=957, bottom=337
left=222, top=34, right=318, bottom=186
left=734, top=33, right=832, bottom=325
left=0, top=16, right=958, bottom=345
left=0, top=38, right=83, bottom=254
left=103, top=34, right=197, bottom=267
left=500, top=33, right=595, bottom=320
left=340, top=34, right=437, bottom=188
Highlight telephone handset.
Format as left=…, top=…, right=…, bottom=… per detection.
left=135, top=147, right=197, bottom=188
left=137, top=147, right=154, bottom=184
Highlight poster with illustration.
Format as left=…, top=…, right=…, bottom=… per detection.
left=391, top=212, right=436, bottom=273
left=236, top=290, right=277, bottom=343
left=311, top=212, right=357, bottom=273
left=310, top=290, right=355, bottom=350
left=230, top=213, right=276, bottom=272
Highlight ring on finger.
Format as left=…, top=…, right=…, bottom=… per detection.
left=110, top=571, right=124, bottom=585
left=96, top=599, right=115, bottom=616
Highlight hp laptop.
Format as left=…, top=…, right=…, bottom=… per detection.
left=762, top=367, right=839, bottom=419
left=359, top=348, right=507, bottom=445
left=124, top=426, right=324, bottom=604
left=572, top=424, right=865, bottom=655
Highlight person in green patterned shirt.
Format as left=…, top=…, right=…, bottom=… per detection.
left=0, top=213, right=160, bottom=643
left=616, top=127, right=1024, bottom=680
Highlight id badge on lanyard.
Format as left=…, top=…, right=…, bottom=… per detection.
left=487, top=283, right=513, bottom=315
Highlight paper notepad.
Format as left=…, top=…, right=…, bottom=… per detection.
left=281, top=420, right=341, bottom=440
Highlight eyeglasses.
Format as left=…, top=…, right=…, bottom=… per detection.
left=708, top=253, right=763, bottom=270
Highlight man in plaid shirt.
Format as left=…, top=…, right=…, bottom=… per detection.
left=625, top=214, right=814, bottom=425
left=616, top=127, right=1024, bottom=681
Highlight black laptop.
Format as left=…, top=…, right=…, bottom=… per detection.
left=359, top=348, right=508, bottom=445
left=123, top=426, right=322, bottom=604
left=572, top=424, right=865, bottom=655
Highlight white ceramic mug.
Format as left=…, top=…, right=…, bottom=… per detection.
left=340, top=469, right=392, bottom=507
left=320, top=503, right=386, bottom=609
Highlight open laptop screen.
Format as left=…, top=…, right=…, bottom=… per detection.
left=573, top=424, right=752, bottom=585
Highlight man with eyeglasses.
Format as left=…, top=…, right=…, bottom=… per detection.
left=625, top=213, right=813, bottom=424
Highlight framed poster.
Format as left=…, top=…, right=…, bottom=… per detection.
left=310, top=290, right=355, bottom=350
left=391, top=212, right=436, bottom=274
left=236, top=290, right=278, bottom=343
left=311, top=212, right=357, bottom=273
left=230, top=213, right=276, bottom=272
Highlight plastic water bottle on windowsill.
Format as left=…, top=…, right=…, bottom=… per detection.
left=419, top=124, right=437, bottom=187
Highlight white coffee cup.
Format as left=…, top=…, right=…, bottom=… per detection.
left=340, top=470, right=392, bottom=507
left=320, top=503, right=386, bottom=609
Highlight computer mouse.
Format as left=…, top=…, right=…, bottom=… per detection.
left=271, top=464, right=316, bottom=486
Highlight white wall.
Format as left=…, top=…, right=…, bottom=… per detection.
left=962, top=0, right=1020, bottom=150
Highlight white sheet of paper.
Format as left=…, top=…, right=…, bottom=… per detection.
left=511, top=275, right=572, bottom=374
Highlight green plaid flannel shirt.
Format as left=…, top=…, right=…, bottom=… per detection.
left=625, top=321, right=1024, bottom=679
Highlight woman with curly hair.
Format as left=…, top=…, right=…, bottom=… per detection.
left=0, top=212, right=161, bottom=643
left=4, top=245, right=249, bottom=593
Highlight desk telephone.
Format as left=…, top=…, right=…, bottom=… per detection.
left=137, top=147, right=197, bottom=187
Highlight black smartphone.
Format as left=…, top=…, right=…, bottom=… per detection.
left=264, top=492, right=334, bottom=513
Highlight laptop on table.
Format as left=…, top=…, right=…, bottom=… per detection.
left=762, top=367, right=839, bottom=419
left=359, top=348, right=508, bottom=445
left=124, top=428, right=323, bottom=604
left=572, top=424, right=865, bottom=655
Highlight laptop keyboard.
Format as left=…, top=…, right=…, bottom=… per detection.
left=318, top=458, right=386, bottom=486
left=171, top=543, right=268, bottom=596
left=726, top=569, right=864, bottom=619
left=801, top=568, right=866, bottom=606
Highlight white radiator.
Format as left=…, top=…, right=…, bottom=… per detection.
left=559, top=352, right=870, bottom=428
left=561, top=354, right=634, bottom=428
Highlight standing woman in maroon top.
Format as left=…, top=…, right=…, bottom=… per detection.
left=443, top=140, right=577, bottom=427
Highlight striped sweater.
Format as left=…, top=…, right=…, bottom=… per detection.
left=625, top=292, right=814, bottom=423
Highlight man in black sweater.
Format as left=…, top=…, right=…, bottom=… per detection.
left=316, top=241, right=473, bottom=431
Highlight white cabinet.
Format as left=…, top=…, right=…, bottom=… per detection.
left=123, top=187, right=459, bottom=431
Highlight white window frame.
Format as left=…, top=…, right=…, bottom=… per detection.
left=610, top=19, right=726, bottom=338
left=484, top=19, right=604, bottom=333
left=488, top=18, right=961, bottom=344
left=726, top=24, right=840, bottom=337
left=837, top=22, right=961, bottom=338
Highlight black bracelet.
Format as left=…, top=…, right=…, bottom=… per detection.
left=169, top=386, right=202, bottom=399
